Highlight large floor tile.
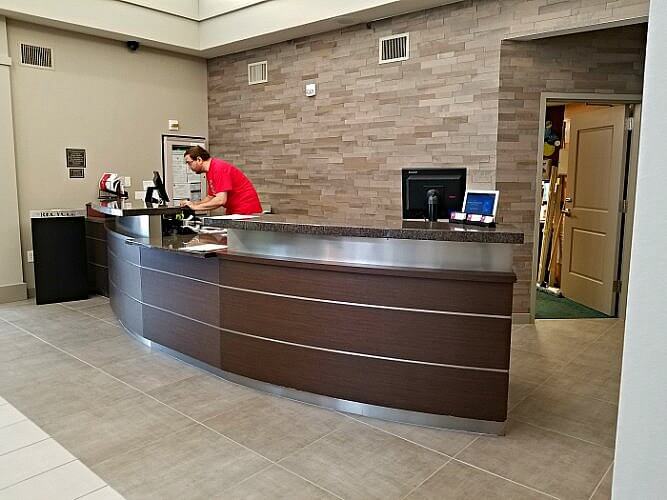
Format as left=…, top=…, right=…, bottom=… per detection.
left=544, top=358, right=620, bottom=404
left=347, top=415, right=477, bottom=457
left=44, top=394, right=195, bottom=466
left=93, top=425, right=269, bottom=500
left=0, top=350, right=86, bottom=392
left=507, top=375, right=539, bottom=411
left=60, top=296, right=110, bottom=310
left=509, top=349, right=565, bottom=385
left=148, top=374, right=257, bottom=422
left=0, top=438, right=75, bottom=490
left=13, top=315, right=122, bottom=350
left=60, top=334, right=151, bottom=368
left=2, top=366, right=138, bottom=428
left=591, top=465, right=613, bottom=500
left=511, top=324, right=593, bottom=362
left=80, top=303, right=117, bottom=322
left=79, top=486, right=125, bottom=499
left=457, top=420, right=614, bottom=499
left=0, top=460, right=106, bottom=500
left=530, top=319, right=617, bottom=341
left=0, top=403, right=26, bottom=428
left=406, top=460, right=552, bottom=499
left=204, top=394, right=347, bottom=461
left=280, top=420, right=446, bottom=500
left=220, top=465, right=338, bottom=500
left=0, top=419, right=48, bottom=455
left=510, top=386, right=618, bottom=448
left=0, top=331, right=55, bottom=364
left=101, top=353, right=201, bottom=392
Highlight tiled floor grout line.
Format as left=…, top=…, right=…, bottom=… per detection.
left=512, top=419, right=615, bottom=450
left=340, top=414, right=562, bottom=499
left=0, top=457, right=80, bottom=493
left=508, top=319, right=621, bottom=414
left=398, top=434, right=485, bottom=500
left=450, top=455, right=562, bottom=500
left=0, top=435, right=51, bottom=458
left=501, top=326, right=621, bottom=452
left=1, top=313, right=347, bottom=500
left=341, top=413, right=457, bottom=459
left=271, top=462, right=346, bottom=500
left=72, top=484, right=108, bottom=500
left=399, top=458, right=453, bottom=500
left=0, top=417, right=28, bottom=431
left=588, top=460, right=614, bottom=500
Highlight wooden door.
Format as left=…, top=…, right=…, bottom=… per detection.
left=561, top=106, right=627, bottom=315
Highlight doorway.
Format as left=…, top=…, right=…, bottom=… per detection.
left=533, top=95, right=641, bottom=320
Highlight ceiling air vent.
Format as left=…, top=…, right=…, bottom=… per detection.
left=19, top=43, right=54, bottom=69
left=379, top=33, right=409, bottom=64
left=248, top=60, right=268, bottom=85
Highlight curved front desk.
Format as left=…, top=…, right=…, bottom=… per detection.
left=106, top=213, right=522, bottom=435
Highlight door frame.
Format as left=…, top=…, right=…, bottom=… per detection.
left=530, top=92, right=642, bottom=322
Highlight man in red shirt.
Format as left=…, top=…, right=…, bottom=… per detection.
left=181, top=146, right=262, bottom=214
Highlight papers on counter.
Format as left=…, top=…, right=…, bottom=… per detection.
left=206, top=214, right=259, bottom=220
left=179, top=244, right=227, bottom=253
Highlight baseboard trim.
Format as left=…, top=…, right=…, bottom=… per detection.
left=512, top=312, right=532, bottom=324
left=0, top=282, right=28, bottom=304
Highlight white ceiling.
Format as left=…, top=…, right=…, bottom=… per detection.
left=0, top=0, right=464, bottom=58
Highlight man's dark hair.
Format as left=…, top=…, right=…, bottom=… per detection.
left=184, top=146, right=210, bottom=161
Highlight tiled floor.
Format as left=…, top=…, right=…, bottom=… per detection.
left=0, top=297, right=622, bottom=499
left=0, top=396, right=123, bottom=499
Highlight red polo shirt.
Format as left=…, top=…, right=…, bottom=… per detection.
left=206, top=158, right=262, bottom=215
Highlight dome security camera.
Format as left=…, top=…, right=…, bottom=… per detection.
left=126, top=41, right=140, bottom=52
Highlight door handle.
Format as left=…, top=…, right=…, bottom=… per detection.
left=562, top=208, right=572, bottom=217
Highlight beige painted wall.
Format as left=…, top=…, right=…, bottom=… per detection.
left=7, top=20, right=208, bottom=291
left=0, top=16, right=25, bottom=302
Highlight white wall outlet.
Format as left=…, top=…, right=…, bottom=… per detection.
left=135, top=190, right=146, bottom=200
left=305, top=83, right=317, bottom=97
left=26, top=250, right=34, bottom=263
left=124, top=176, right=132, bottom=187
left=168, top=119, right=179, bottom=131
left=143, top=180, right=154, bottom=190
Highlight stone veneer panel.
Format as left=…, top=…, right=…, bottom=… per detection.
left=207, top=0, right=648, bottom=314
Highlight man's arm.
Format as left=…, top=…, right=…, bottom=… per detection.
left=185, top=192, right=227, bottom=211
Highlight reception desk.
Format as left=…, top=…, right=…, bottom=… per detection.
left=96, top=202, right=523, bottom=434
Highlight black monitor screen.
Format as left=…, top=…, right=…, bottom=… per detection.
left=152, top=171, right=170, bottom=203
left=402, top=168, right=466, bottom=220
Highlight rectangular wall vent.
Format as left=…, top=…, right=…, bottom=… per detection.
left=19, top=43, right=54, bottom=69
left=248, top=61, right=268, bottom=85
left=379, top=33, right=409, bottom=64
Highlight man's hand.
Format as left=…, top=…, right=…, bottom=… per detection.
left=180, top=200, right=195, bottom=208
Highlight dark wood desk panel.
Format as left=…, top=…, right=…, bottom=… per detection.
left=220, top=331, right=509, bottom=422
left=141, top=268, right=220, bottom=327
left=143, top=306, right=221, bottom=369
left=221, top=287, right=511, bottom=369
left=220, top=257, right=514, bottom=316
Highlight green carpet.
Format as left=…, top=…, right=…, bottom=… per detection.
left=536, top=289, right=610, bottom=319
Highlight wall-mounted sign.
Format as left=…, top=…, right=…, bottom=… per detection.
left=69, top=168, right=85, bottom=179
left=30, top=209, right=85, bottom=218
left=66, top=148, right=86, bottom=168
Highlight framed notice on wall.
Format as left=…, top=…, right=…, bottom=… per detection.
left=161, top=135, right=207, bottom=202
left=66, top=148, right=86, bottom=168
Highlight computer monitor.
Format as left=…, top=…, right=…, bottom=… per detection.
left=402, top=168, right=467, bottom=220
left=152, top=171, right=170, bottom=203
